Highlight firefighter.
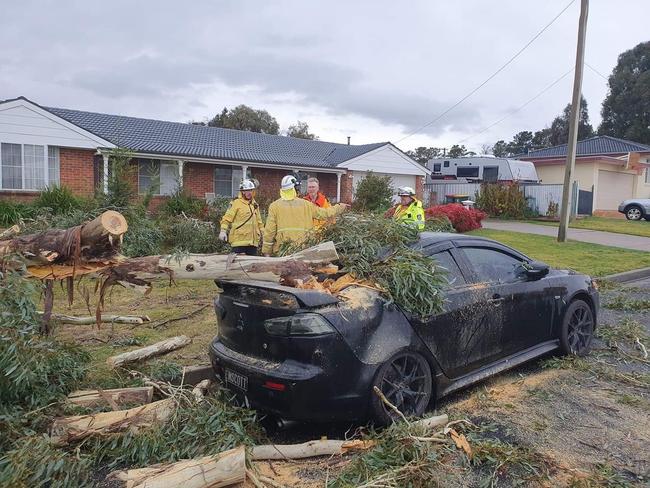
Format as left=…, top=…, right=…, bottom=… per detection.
left=219, top=179, right=264, bottom=255
left=392, top=186, right=425, bottom=230
left=262, top=175, right=348, bottom=256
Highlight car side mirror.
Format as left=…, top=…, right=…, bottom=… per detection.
left=522, top=261, right=549, bottom=280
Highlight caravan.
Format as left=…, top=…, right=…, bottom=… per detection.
left=427, top=156, right=539, bottom=183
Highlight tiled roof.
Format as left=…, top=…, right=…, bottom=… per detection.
left=44, top=106, right=387, bottom=168
left=523, top=135, right=650, bottom=159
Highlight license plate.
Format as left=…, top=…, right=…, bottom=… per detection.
left=225, top=369, right=248, bottom=391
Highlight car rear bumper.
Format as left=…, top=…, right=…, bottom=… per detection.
left=209, top=339, right=376, bottom=421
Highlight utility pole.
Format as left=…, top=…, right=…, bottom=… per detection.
left=558, top=0, right=588, bottom=242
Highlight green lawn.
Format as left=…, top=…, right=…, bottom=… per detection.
left=469, top=228, right=650, bottom=277
left=528, top=216, right=650, bottom=238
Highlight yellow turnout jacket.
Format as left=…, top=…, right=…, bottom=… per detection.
left=262, top=198, right=344, bottom=255
left=393, top=198, right=425, bottom=230
left=220, top=195, right=264, bottom=247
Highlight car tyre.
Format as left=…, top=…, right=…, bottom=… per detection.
left=625, top=205, right=643, bottom=221
left=560, top=300, right=594, bottom=357
left=370, top=351, right=432, bottom=425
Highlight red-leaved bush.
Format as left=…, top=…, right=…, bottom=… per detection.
left=425, top=204, right=487, bottom=233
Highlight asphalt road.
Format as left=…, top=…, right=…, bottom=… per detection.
left=482, top=220, right=650, bottom=252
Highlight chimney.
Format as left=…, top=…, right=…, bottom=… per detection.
left=347, top=136, right=351, bottom=145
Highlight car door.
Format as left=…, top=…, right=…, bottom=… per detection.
left=410, top=248, right=504, bottom=379
left=457, top=245, right=553, bottom=357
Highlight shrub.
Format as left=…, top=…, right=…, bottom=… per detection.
left=122, top=212, right=165, bottom=257
left=0, top=200, right=35, bottom=227
left=425, top=204, right=486, bottom=233
left=425, top=215, right=455, bottom=233
left=33, top=186, right=81, bottom=214
left=352, top=172, right=394, bottom=212
left=164, top=217, right=229, bottom=254
left=95, top=147, right=137, bottom=208
left=475, top=183, right=528, bottom=219
left=161, top=188, right=207, bottom=218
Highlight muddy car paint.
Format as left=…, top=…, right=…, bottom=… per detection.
left=209, top=233, right=599, bottom=422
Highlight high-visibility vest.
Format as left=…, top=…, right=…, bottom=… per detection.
left=393, top=199, right=425, bottom=230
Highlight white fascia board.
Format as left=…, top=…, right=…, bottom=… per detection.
left=336, top=143, right=430, bottom=175
left=0, top=98, right=116, bottom=149
left=111, top=150, right=347, bottom=174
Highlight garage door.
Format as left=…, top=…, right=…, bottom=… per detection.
left=596, top=170, right=634, bottom=211
left=352, top=172, right=416, bottom=202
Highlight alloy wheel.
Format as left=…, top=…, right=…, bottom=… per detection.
left=566, top=304, right=594, bottom=354
left=627, top=207, right=642, bottom=220
left=380, top=353, right=430, bottom=418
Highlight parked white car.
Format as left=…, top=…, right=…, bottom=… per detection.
left=618, top=199, right=650, bottom=221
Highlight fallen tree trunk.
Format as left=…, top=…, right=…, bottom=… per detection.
left=250, top=439, right=375, bottom=460
left=50, top=398, right=175, bottom=445
left=0, top=210, right=127, bottom=266
left=107, top=336, right=191, bottom=369
left=107, top=446, right=246, bottom=488
left=37, top=312, right=150, bottom=325
left=67, top=386, right=154, bottom=409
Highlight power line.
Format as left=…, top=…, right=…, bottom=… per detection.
left=457, top=67, right=574, bottom=145
left=396, top=0, right=576, bottom=144
left=585, top=62, right=608, bottom=80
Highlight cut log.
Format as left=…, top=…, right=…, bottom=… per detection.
left=37, top=312, right=150, bottom=325
left=107, top=446, right=246, bottom=488
left=106, top=336, right=191, bottom=368
left=250, top=439, right=375, bottom=460
left=1, top=210, right=128, bottom=267
left=67, top=386, right=154, bottom=408
left=50, top=398, right=175, bottom=445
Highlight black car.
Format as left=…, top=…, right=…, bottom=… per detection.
left=209, top=233, right=599, bottom=424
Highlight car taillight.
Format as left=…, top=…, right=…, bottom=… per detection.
left=264, top=313, right=335, bottom=336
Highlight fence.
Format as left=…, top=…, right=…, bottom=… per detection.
left=423, top=182, right=577, bottom=216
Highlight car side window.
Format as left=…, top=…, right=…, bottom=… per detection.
left=431, top=251, right=466, bottom=288
left=462, top=247, right=524, bottom=283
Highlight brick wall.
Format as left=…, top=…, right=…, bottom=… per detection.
left=340, top=171, right=354, bottom=203
left=0, top=191, right=40, bottom=203
left=183, top=162, right=214, bottom=198
left=60, top=148, right=96, bottom=196
left=415, top=175, right=425, bottom=200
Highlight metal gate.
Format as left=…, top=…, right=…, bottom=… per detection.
left=577, top=189, right=593, bottom=215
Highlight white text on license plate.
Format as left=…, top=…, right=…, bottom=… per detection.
left=225, top=369, right=248, bottom=391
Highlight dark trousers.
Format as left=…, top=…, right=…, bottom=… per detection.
left=231, top=246, right=258, bottom=256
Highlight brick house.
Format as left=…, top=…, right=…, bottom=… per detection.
left=519, top=136, right=650, bottom=216
left=0, top=97, right=429, bottom=207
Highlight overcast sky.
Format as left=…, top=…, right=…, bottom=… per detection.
left=1, top=0, right=648, bottom=153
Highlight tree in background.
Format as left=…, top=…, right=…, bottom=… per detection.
left=405, top=146, right=443, bottom=164
left=506, top=131, right=534, bottom=155
left=286, top=121, right=317, bottom=140
left=352, top=172, right=394, bottom=212
left=207, top=105, right=280, bottom=134
left=547, top=96, right=594, bottom=146
left=492, top=140, right=508, bottom=157
left=599, top=41, right=650, bottom=144
left=447, top=144, right=475, bottom=158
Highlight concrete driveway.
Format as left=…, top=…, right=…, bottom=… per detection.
left=482, top=220, right=650, bottom=252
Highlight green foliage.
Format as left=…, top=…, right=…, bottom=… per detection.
left=96, top=147, right=137, bottom=208
left=121, top=212, right=165, bottom=257
left=604, top=295, right=650, bottom=312
left=599, top=40, right=650, bottom=144
left=548, top=96, right=594, bottom=146
left=352, top=172, right=394, bottom=212
left=283, top=213, right=446, bottom=316
left=207, top=105, right=280, bottom=134
left=424, top=215, right=455, bottom=233
left=404, top=146, right=443, bottom=165
left=475, top=183, right=530, bottom=219
left=33, top=186, right=82, bottom=215
left=286, top=121, right=317, bottom=140
left=0, top=200, right=35, bottom=227
left=91, top=394, right=260, bottom=469
left=0, top=435, right=93, bottom=488
left=161, top=188, right=206, bottom=218
left=447, top=144, right=475, bottom=158
left=164, top=217, right=228, bottom=254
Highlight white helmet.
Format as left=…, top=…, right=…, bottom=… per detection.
left=281, top=175, right=298, bottom=190
left=239, top=179, right=256, bottom=191
left=397, top=186, right=416, bottom=196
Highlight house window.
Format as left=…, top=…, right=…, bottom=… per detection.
left=433, top=163, right=441, bottom=172
left=443, top=161, right=450, bottom=168
left=138, top=160, right=179, bottom=195
left=214, top=165, right=243, bottom=197
left=0, top=143, right=59, bottom=190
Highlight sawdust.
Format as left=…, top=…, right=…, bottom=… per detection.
left=248, top=458, right=347, bottom=488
